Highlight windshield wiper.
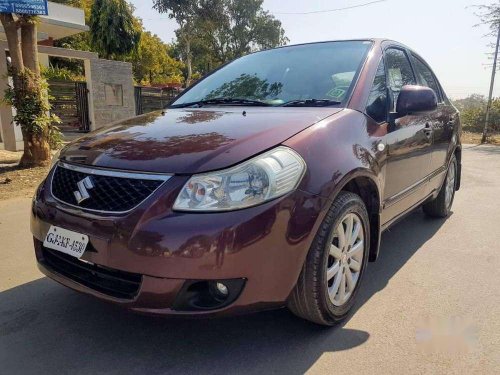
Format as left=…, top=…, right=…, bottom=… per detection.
left=281, top=99, right=342, bottom=107
left=172, top=97, right=272, bottom=108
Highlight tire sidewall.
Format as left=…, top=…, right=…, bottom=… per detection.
left=444, top=155, right=458, bottom=214
left=320, top=196, right=370, bottom=321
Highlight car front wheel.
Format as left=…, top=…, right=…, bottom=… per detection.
left=287, top=191, right=370, bottom=326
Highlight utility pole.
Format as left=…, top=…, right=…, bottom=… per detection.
left=482, top=21, right=500, bottom=144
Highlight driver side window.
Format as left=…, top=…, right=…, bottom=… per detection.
left=384, top=48, right=416, bottom=109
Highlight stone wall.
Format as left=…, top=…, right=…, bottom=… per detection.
left=88, top=59, right=135, bottom=129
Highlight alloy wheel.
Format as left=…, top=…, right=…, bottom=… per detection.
left=326, top=213, right=364, bottom=306
left=445, top=161, right=456, bottom=209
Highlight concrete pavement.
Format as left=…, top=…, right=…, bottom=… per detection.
left=0, top=144, right=499, bottom=374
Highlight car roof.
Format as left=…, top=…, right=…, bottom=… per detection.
left=267, top=38, right=414, bottom=54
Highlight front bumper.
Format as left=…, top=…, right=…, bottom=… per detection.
left=31, top=171, right=330, bottom=316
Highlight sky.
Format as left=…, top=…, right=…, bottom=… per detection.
left=129, top=0, right=498, bottom=99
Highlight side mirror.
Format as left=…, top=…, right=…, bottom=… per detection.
left=395, top=85, right=437, bottom=117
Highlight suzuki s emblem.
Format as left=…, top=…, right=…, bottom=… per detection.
left=74, top=176, right=94, bottom=204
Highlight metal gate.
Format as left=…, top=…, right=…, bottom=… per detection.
left=49, top=81, right=91, bottom=132
left=134, top=86, right=179, bottom=115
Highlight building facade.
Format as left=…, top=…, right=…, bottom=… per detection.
left=0, top=1, right=136, bottom=151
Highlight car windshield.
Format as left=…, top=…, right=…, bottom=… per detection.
left=171, top=41, right=372, bottom=107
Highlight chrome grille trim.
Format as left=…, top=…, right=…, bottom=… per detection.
left=50, top=162, right=172, bottom=215
left=57, top=161, right=172, bottom=181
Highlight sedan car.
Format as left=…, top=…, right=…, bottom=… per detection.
left=31, top=39, right=461, bottom=325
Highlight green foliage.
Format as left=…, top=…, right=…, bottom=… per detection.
left=3, top=69, right=62, bottom=149
left=47, top=56, right=86, bottom=78
left=216, top=0, right=288, bottom=59
left=154, top=0, right=288, bottom=81
left=152, top=0, right=199, bottom=25
left=54, top=0, right=183, bottom=86
left=171, top=32, right=217, bottom=77
left=53, top=0, right=288, bottom=86
left=129, top=31, right=185, bottom=85
left=41, top=65, right=85, bottom=82
left=89, top=0, right=141, bottom=59
left=52, top=0, right=94, bottom=52
left=453, top=94, right=486, bottom=112
left=452, top=94, right=500, bottom=133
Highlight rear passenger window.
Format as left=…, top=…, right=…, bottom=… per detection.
left=412, top=55, right=442, bottom=102
left=384, top=48, right=416, bottom=107
left=366, top=60, right=388, bottom=123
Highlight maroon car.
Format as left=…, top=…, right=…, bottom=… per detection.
left=31, top=39, right=461, bottom=325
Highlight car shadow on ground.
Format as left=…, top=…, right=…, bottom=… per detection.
left=0, top=210, right=446, bottom=375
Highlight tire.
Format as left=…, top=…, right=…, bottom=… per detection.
left=287, top=191, right=370, bottom=326
left=423, top=155, right=457, bottom=218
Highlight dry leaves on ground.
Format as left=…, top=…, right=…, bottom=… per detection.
left=0, top=150, right=49, bottom=201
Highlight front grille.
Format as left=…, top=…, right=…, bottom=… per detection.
left=42, top=247, right=142, bottom=300
left=51, top=163, right=169, bottom=213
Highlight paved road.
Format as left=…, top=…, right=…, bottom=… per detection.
left=1, top=145, right=499, bottom=374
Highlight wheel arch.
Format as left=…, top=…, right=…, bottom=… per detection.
left=332, top=170, right=382, bottom=262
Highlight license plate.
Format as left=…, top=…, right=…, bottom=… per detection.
left=43, top=226, right=89, bottom=259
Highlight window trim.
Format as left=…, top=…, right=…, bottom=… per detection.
left=409, top=53, right=444, bottom=104
left=364, top=55, right=389, bottom=124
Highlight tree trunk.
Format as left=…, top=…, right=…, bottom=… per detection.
left=1, top=14, right=52, bottom=167
left=0, top=14, right=24, bottom=72
left=20, top=17, right=40, bottom=76
left=19, top=17, right=50, bottom=167
left=185, top=37, right=193, bottom=87
left=19, top=128, right=51, bottom=167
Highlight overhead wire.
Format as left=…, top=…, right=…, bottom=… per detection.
left=271, top=0, right=388, bottom=15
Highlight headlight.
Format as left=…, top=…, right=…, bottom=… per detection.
left=50, top=149, right=61, bottom=168
left=173, top=146, right=306, bottom=212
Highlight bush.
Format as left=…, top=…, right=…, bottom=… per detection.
left=41, top=66, right=85, bottom=82
left=453, top=95, right=500, bottom=133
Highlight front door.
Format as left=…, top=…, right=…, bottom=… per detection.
left=410, top=53, right=457, bottom=175
left=381, top=48, right=433, bottom=223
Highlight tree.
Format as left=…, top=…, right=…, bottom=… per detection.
left=474, top=3, right=500, bottom=143
left=53, top=0, right=94, bottom=52
left=452, top=94, right=487, bottom=112
left=0, top=14, right=60, bottom=167
left=153, top=0, right=287, bottom=85
left=453, top=94, right=500, bottom=133
left=89, top=0, right=141, bottom=59
left=52, top=0, right=186, bottom=86
left=172, top=28, right=218, bottom=78
left=204, top=0, right=288, bottom=62
left=152, top=0, right=204, bottom=86
left=131, top=31, right=185, bottom=85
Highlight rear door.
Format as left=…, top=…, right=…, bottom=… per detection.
left=380, top=47, right=433, bottom=222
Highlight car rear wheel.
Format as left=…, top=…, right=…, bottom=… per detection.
left=287, top=191, right=370, bottom=326
left=423, top=155, right=457, bottom=218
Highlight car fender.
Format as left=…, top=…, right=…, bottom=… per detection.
left=284, top=109, right=384, bottom=262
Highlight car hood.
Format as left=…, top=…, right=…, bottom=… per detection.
left=60, top=107, right=342, bottom=174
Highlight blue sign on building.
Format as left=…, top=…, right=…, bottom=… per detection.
left=0, top=0, right=49, bottom=16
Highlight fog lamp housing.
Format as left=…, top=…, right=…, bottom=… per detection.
left=173, top=279, right=246, bottom=311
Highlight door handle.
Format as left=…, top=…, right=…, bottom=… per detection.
left=423, top=122, right=433, bottom=139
